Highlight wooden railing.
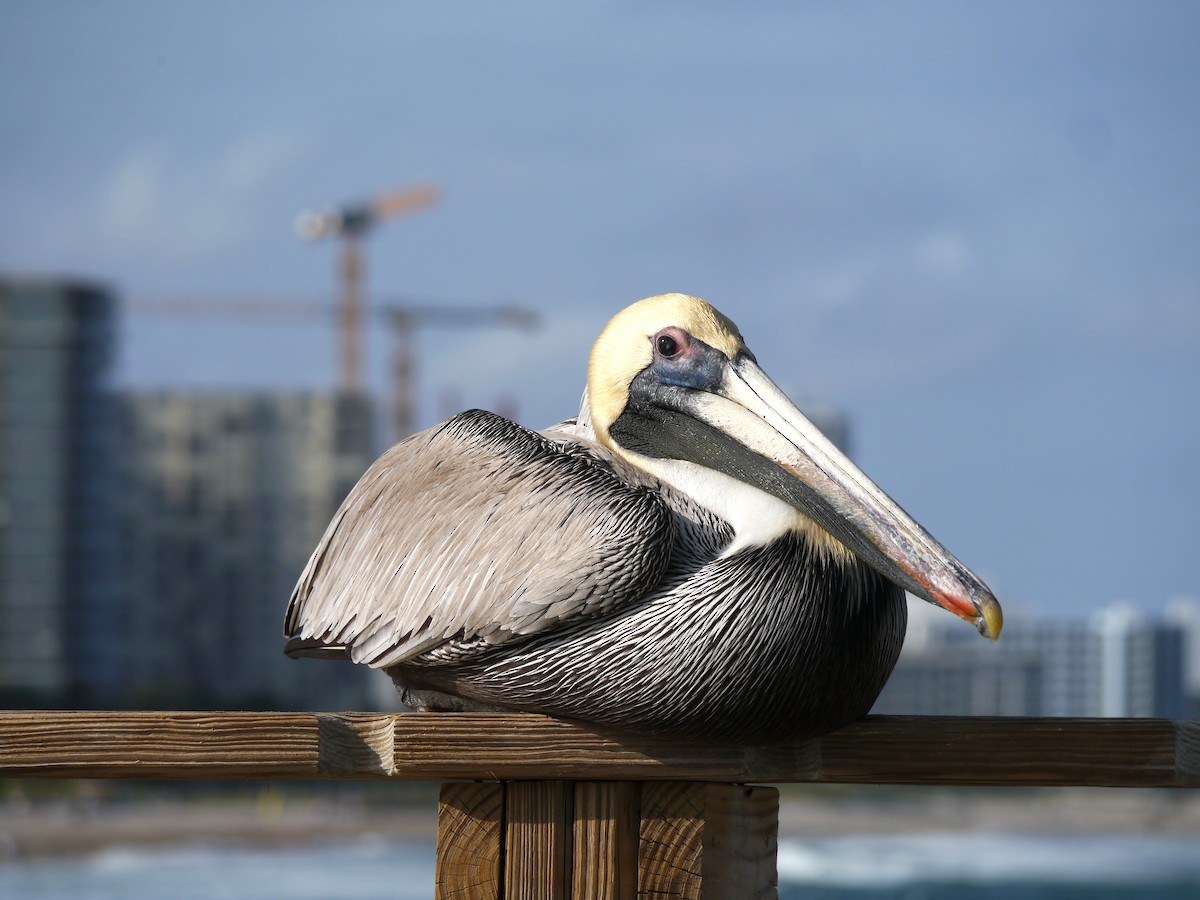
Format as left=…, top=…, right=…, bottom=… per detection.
left=2, top=711, right=1197, bottom=898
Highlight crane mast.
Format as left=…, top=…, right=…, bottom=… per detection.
left=296, top=183, right=441, bottom=395
left=131, top=183, right=538, bottom=442
left=126, top=296, right=538, bottom=442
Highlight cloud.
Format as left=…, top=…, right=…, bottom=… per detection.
left=914, top=231, right=973, bottom=278
left=416, top=306, right=598, bottom=428
left=98, top=149, right=168, bottom=243
left=71, top=128, right=316, bottom=270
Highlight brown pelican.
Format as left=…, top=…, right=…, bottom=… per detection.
left=285, top=293, right=1001, bottom=743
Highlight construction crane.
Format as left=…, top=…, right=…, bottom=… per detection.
left=383, top=302, right=536, bottom=440
left=295, top=183, right=441, bottom=396
left=127, top=296, right=539, bottom=442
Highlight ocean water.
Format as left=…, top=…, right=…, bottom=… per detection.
left=2, top=833, right=1198, bottom=899
left=0, top=839, right=436, bottom=900
left=776, top=833, right=1200, bottom=899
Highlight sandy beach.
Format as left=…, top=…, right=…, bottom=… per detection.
left=0, top=786, right=439, bottom=860
left=3, top=783, right=1199, bottom=861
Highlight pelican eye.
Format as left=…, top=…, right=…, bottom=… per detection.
left=656, top=333, right=680, bottom=358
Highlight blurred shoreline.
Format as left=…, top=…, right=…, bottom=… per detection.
left=778, top=785, right=1200, bottom=838
left=3, top=785, right=1199, bottom=861
left=0, top=789, right=438, bottom=860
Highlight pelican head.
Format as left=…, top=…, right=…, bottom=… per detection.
left=587, top=293, right=1003, bottom=639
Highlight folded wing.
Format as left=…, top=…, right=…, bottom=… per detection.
left=284, top=409, right=674, bottom=668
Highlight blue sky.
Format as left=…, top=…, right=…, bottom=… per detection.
left=2, top=2, right=1197, bottom=620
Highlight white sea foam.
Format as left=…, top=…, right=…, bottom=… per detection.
left=4, top=834, right=1198, bottom=898
left=778, top=833, right=1200, bottom=887
left=1, top=840, right=437, bottom=900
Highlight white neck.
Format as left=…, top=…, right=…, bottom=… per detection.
left=629, top=454, right=808, bottom=555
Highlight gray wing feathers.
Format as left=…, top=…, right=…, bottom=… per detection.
left=285, top=409, right=673, bottom=669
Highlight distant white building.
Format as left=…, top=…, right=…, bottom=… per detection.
left=874, top=598, right=1186, bottom=718
left=1093, top=604, right=1184, bottom=718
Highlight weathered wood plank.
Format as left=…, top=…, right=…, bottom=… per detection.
left=0, top=711, right=1196, bottom=787
left=821, top=716, right=1198, bottom=787
left=0, top=711, right=318, bottom=778
left=392, top=712, right=821, bottom=782
left=1179, top=720, right=1199, bottom=786
left=572, top=781, right=639, bottom=899
left=504, top=781, right=572, bottom=900
left=638, top=782, right=778, bottom=899
left=437, top=782, right=504, bottom=900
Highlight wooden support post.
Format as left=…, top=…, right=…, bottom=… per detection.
left=505, top=781, right=573, bottom=899
left=437, top=782, right=504, bottom=899
left=573, top=781, right=639, bottom=897
left=435, top=780, right=778, bottom=899
left=639, top=782, right=778, bottom=899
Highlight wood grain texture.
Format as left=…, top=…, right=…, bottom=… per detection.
left=700, top=785, right=778, bottom=899
left=638, top=782, right=778, bottom=899
left=437, top=782, right=504, bottom=900
left=1, top=711, right=1197, bottom=787
left=504, top=781, right=572, bottom=900
left=317, top=713, right=396, bottom=776
left=820, top=716, right=1196, bottom=787
left=392, top=712, right=821, bottom=782
left=572, top=781, right=639, bottom=899
left=638, top=782, right=705, bottom=899
left=0, top=711, right=317, bottom=778
left=1178, top=720, right=1199, bottom=787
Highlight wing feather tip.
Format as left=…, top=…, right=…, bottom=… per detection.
left=283, top=636, right=351, bottom=661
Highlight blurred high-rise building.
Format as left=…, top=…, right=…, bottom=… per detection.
left=1165, top=598, right=1200, bottom=717
left=116, top=390, right=377, bottom=709
left=874, top=599, right=1187, bottom=718
left=0, top=278, right=121, bottom=705
left=1093, top=604, right=1185, bottom=718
